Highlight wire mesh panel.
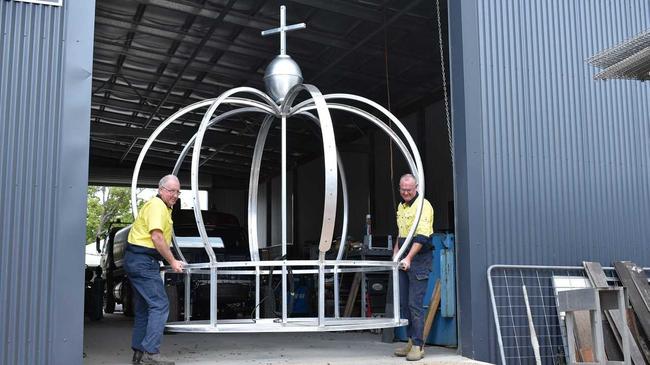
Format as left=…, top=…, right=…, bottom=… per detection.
left=487, top=265, right=626, bottom=365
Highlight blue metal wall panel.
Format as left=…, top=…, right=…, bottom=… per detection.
left=477, top=0, right=650, bottom=267
left=450, top=0, right=650, bottom=363
left=0, top=1, right=94, bottom=364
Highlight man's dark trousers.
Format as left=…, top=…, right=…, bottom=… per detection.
left=398, top=250, right=432, bottom=347
left=124, top=245, right=169, bottom=354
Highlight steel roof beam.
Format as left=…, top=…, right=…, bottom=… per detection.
left=140, top=0, right=238, bottom=130
left=88, top=165, right=220, bottom=189
left=311, top=0, right=424, bottom=83
left=89, top=152, right=254, bottom=183
left=90, top=109, right=322, bottom=154
left=117, top=1, right=215, bottom=162
left=134, top=0, right=432, bottom=64
left=91, top=140, right=260, bottom=175
left=181, top=0, right=267, bottom=101
left=284, top=0, right=430, bottom=24
left=94, top=17, right=422, bottom=89
left=93, top=45, right=263, bottom=88
left=92, top=62, right=231, bottom=96
left=97, top=4, right=148, bottom=133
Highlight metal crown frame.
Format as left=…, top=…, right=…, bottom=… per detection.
left=129, top=84, right=425, bottom=333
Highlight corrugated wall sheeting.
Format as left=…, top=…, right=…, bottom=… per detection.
left=478, top=0, right=650, bottom=266
left=450, top=0, right=650, bottom=362
left=0, top=1, right=95, bottom=364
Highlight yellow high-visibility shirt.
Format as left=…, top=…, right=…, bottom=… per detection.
left=396, top=195, right=434, bottom=238
left=128, top=196, right=173, bottom=249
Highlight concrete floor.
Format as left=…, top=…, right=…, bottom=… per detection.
left=84, top=314, right=491, bottom=365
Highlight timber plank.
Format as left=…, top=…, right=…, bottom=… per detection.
left=422, top=280, right=441, bottom=345
left=615, top=261, right=650, bottom=364
left=343, top=272, right=362, bottom=317
left=615, top=262, right=650, bottom=337
left=584, top=261, right=647, bottom=364
left=574, top=311, right=595, bottom=362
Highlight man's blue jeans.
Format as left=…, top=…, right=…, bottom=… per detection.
left=399, top=251, right=432, bottom=347
left=124, top=246, right=169, bottom=354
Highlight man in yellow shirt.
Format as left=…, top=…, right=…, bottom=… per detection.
left=393, top=174, right=434, bottom=361
left=126, top=175, right=184, bottom=365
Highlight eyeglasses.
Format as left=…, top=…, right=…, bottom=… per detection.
left=161, top=186, right=181, bottom=196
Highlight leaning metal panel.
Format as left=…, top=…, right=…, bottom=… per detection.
left=593, top=47, right=650, bottom=81
left=129, top=6, right=427, bottom=333
left=487, top=265, right=647, bottom=365
left=588, top=30, right=650, bottom=69
left=588, top=30, right=650, bottom=80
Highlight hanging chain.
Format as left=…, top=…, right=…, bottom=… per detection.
left=384, top=8, right=397, bottom=211
left=436, top=0, right=454, bottom=165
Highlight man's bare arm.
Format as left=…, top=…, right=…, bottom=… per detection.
left=399, top=242, right=423, bottom=271
left=151, top=229, right=183, bottom=273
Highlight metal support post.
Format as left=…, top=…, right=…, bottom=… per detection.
left=281, top=114, right=288, bottom=324
left=392, top=266, right=400, bottom=325
left=210, top=266, right=217, bottom=327
left=361, top=272, right=367, bottom=318
left=184, top=270, right=191, bottom=321
left=255, top=267, right=261, bottom=319
left=334, top=266, right=340, bottom=319
left=319, top=254, right=325, bottom=326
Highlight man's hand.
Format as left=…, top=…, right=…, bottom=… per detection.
left=399, top=257, right=411, bottom=271
left=170, top=259, right=184, bottom=273
left=151, top=230, right=184, bottom=273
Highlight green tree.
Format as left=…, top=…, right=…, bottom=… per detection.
left=86, top=186, right=142, bottom=244
left=86, top=186, right=103, bottom=244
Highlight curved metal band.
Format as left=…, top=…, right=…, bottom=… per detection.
left=131, top=99, right=216, bottom=218
left=132, top=95, right=276, bottom=268
left=282, top=84, right=338, bottom=253
left=130, top=96, right=278, bottom=218
left=172, top=106, right=274, bottom=177
left=293, top=103, right=417, bottom=186
left=192, top=87, right=280, bottom=264
left=291, top=94, right=425, bottom=262
left=295, top=104, right=418, bottom=261
left=247, top=114, right=275, bottom=262
left=221, top=97, right=279, bottom=114
left=294, top=111, right=350, bottom=261
left=168, top=106, right=274, bottom=264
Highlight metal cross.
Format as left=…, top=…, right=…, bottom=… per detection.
left=261, top=5, right=306, bottom=56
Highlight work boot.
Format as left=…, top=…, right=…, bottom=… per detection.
left=132, top=350, right=143, bottom=364
left=406, top=345, right=424, bottom=361
left=394, top=338, right=413, bottom=357
left=140, top=352, right=175, bottom=365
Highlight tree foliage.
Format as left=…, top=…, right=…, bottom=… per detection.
left=86, top=186, right=142, bottom=244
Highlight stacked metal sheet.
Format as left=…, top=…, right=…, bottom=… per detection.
left=589, top=30, right=650, bottom=80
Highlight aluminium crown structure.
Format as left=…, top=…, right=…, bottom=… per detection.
left=130, top=6, right=425, bottom=333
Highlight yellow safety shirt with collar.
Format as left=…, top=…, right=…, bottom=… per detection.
left=127, top=196, right=173, bottom=249
left=396, top=195, right=434, bottom=238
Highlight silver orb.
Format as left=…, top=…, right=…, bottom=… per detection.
left=264, top=55, right=303, bottom=104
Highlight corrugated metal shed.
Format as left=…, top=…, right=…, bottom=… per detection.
left=450, top=0, right=650, bottom=362
left=0, top=0, right=95, bottom=364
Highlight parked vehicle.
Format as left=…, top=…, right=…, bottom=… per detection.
left=100, top=224, right=132, bottom=315
left=84, top=240, right=105, bottom=321
left=165, top=210, right=254, bottom=320
left=98, top=210, right=253, bottom=320
left=84, top=263, right=104, bottom=321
